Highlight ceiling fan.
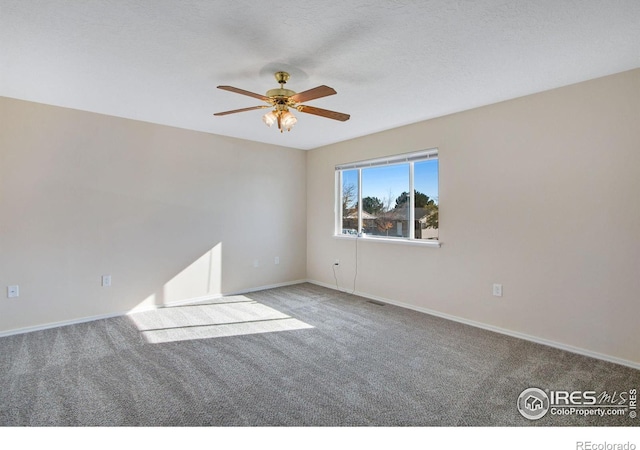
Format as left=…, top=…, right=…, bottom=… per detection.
left=214, top=71, right=350, bottom=133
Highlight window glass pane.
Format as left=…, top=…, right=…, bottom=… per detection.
left=414, top=159, right=439, bottom=240
left=361, top=164, right=410, bottom=238
left=341, top=169, right=358, bottom=235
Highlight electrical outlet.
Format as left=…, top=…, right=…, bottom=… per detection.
left=102, top=275, right=112, bottom=287
left=274, top=256, right=280, bottom=265
left=492, top=284, right=503, bottom=297
left=253, top=259, right=259, bottom=268
left=7, top=285, right=19, bottom=298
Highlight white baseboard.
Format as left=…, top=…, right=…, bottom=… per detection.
left=223, top=279, right=309, bottom=297
left=307, top=279, right=640, bottom=371
left=0, top=279, right=309, bottom=339
left=3, top=277, right=638, bottom=371
left=0, top=311, right=125, bottom=338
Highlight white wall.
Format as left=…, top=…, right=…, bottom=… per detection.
left=2, top=69, right=639, bottom=367
left=0, top=97, right=307, bottom=333
left=306, top=69, right=640, bottom=366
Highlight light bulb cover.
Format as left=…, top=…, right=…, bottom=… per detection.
left=262, top=111, right=277, bottom=127
left=281, top=111, right=297, bottom=131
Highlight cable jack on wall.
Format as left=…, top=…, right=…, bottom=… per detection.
left=332, top=235, right=359, bottom=295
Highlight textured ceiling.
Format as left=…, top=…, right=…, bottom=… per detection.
left=1, top=1, right=639, bottom=150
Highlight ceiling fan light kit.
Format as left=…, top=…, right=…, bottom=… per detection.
left=214, top=71, right=350, bottom=133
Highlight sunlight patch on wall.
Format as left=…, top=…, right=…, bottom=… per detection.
left=163, top=243, right=222, bottom=304
left=128, top=295, right=313, bottom=344
left=133, top=243, right=223, bottom=312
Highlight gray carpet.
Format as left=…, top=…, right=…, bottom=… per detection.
left=0, top=283, right=638, bottom=426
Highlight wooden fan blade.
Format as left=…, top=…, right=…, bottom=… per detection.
left=214, top=105, right=270, bottom=116
left=297, top=105, right=350, bottom=122
left=290, top=85, right=336, bottom=104
left=217, top=85, right=270, bottom=102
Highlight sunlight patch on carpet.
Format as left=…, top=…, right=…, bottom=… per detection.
left=128, top=295, right=313, bottom=344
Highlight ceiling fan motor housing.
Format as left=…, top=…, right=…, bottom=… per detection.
left=266, top=88, right=296, bottom=100
left=267, top=71, right=295, bottom=103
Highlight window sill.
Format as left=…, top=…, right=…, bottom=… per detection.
left=333, top=234, right=441, bottom=248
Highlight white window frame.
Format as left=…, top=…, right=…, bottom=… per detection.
left=335, top=149, right=440, bottom=247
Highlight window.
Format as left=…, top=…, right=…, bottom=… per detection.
left=336, top=149, right=439, bottom=242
